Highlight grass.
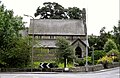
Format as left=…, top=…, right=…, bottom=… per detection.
left=58, top=63, right=74, bottom=68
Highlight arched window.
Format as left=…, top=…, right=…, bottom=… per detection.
left=75, top=46, right=82, bottom=58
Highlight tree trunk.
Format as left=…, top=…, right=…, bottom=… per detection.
left=64, top=57, right=66, bottom=68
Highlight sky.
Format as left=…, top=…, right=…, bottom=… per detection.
left=1, top=0, right=119, bottom=35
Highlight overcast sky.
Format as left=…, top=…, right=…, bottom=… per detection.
left=2, top=0, right=119, bottom=35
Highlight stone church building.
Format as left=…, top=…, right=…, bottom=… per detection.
left=28, top=9, right=89, bottom=61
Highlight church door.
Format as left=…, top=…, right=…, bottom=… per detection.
left=75, top=46, right=82, bottom=58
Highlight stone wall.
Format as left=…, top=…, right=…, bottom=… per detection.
left=0, top=63, right=119, bottom=72
left=69, top=64, right=104, bottom=72
left=105, top=62, right=120, bottom=69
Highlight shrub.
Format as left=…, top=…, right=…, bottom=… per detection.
left=75, top=58, right=85, bottom=66
left=94, top=50, right=106, bottom=60
left=33, top=62, right=40, bottom=68
left=83, top=56, right=92, bottom=65
left=97, top=56, right=113, bottom=64
left=107, top=49, right=120, bottom=56
left=107, top=49, right=120, bottom=62
left=104, top=39, right=117, bottom=52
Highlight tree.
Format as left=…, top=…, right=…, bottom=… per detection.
left=34, top=2, right=68, bottom=19
left=88, top=34, right=98, bottom=50
left=34, top=2, right=83, bottom=19
left=112, top=20, right=120, bottom=51
left=55, top=37, right=75, bottom=68
left=0, top=37, right=31, bottom=68
left=0, top=3, right=31, bottom=68
left=67, top=7, right=82, bottom=19
left=104, top=39, right=117, bottom=53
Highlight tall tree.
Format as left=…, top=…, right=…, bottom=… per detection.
left=67, top=7, right=82, bottom=19
left=55, top=37, right=75, bottom=68
left=112, top=20, right=120, bottom=51
left=34, top=2, right=68, bottom=19
left=34, top=2, right=83, bottom=19
left=0, top=3, right=31, bottom=68
left=88, top=34, right=98, bottom=50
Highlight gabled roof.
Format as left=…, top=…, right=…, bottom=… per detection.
left=71, top=38, right=89, bottom=47
left=29, top=19, right=86, bottom=36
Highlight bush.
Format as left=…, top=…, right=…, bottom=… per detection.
left=107, top=49, right=120, bottom=62
left=83, top=56, right=92, bottom=65
left=75, top=58, right=85, bottom=66
left=75, top=56, right=92, bottom=66
left=107, top=49, right=120, bottom=56
left=33, top=62, right=40, bottom=68
left=97, top=56, right=113, bottom=64
left=104, top=39, right=117, bottom=52
left=94, top=50, right=106, bottom=60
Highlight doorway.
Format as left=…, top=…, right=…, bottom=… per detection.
left=75, top=46, right=82, bottom=58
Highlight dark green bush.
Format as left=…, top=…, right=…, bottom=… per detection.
left=94, top=50, right=106, bottom=60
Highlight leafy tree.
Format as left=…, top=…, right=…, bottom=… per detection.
left=88, top=27, right=113, bottom=51
left=88, top=34, right=98, bottom=50
left=67, top=7, right=82, bottom=19
left=104, top=39, right=117, bottom=52
left=34, top=2, right=68, bottom=19
left=55, top=37, right=75, bottom=68
left=97, top=27, right=112, bottom=50
left=34, top=2, right=83, bottom=19
left=0, top=37, right=31, bottom=68
left=112, top=21, right=120, bottom=51
left=0, top=3, right=31, bottom=68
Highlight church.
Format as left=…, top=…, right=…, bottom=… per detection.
left=28, top=9, right=89, bottom=61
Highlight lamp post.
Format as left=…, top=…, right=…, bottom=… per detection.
left=92, top=46, right=94, bottom=71
left=24, top=14, right=34, bottom=72
left=85, top=36, right=88, bottom=72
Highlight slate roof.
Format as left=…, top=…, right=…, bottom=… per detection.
left=29, top=19, right=86, bottom=36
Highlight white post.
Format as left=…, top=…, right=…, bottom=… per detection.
left=24, top=14, right=34, bottom=72
left=85, top=36, right=88, bottom=72
left=64, top=58, right=69, bottom=71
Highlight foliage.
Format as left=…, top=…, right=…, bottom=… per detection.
left=97, top=27, right=112, bottom=50
left=0, top=37, right=31, bottom=68
left=75, top=58, right=85, bottom=66
left=88, top=34, right=99, bottom=51
left=34, top=2, right=83, bottom=19
left=55, top=37, right=75, bottom=67
left=0, top=3, right=30, bottom=68
left=33, top=62, right=40, bottom=68
left=0, top=3, right=25, bottom=50
left=97, top=56, right=113, bottom=64
left=83, top=56, right=92, bottom=65
left=118, top=45, right=120, bottom=52
left=67, top=7, right=82, bottom=19
left=107, top=49, right=120, bottom=56
left=75, top=56, right=92, bottom=66
left=104, top=39, right=117, bottom=52
left=93, top=50, right=106, bottom=60
left=107, top=49, right=120, bottom=62
left=112, top=21, right=120, bottom=52
left=88, top=27, right=113, bottom=50
left=58, top=63, right=73, bottom=68
left=34, top=2, right=68, bottom=19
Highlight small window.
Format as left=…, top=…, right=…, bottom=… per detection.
left=50, top=36, right=54, bottom=39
